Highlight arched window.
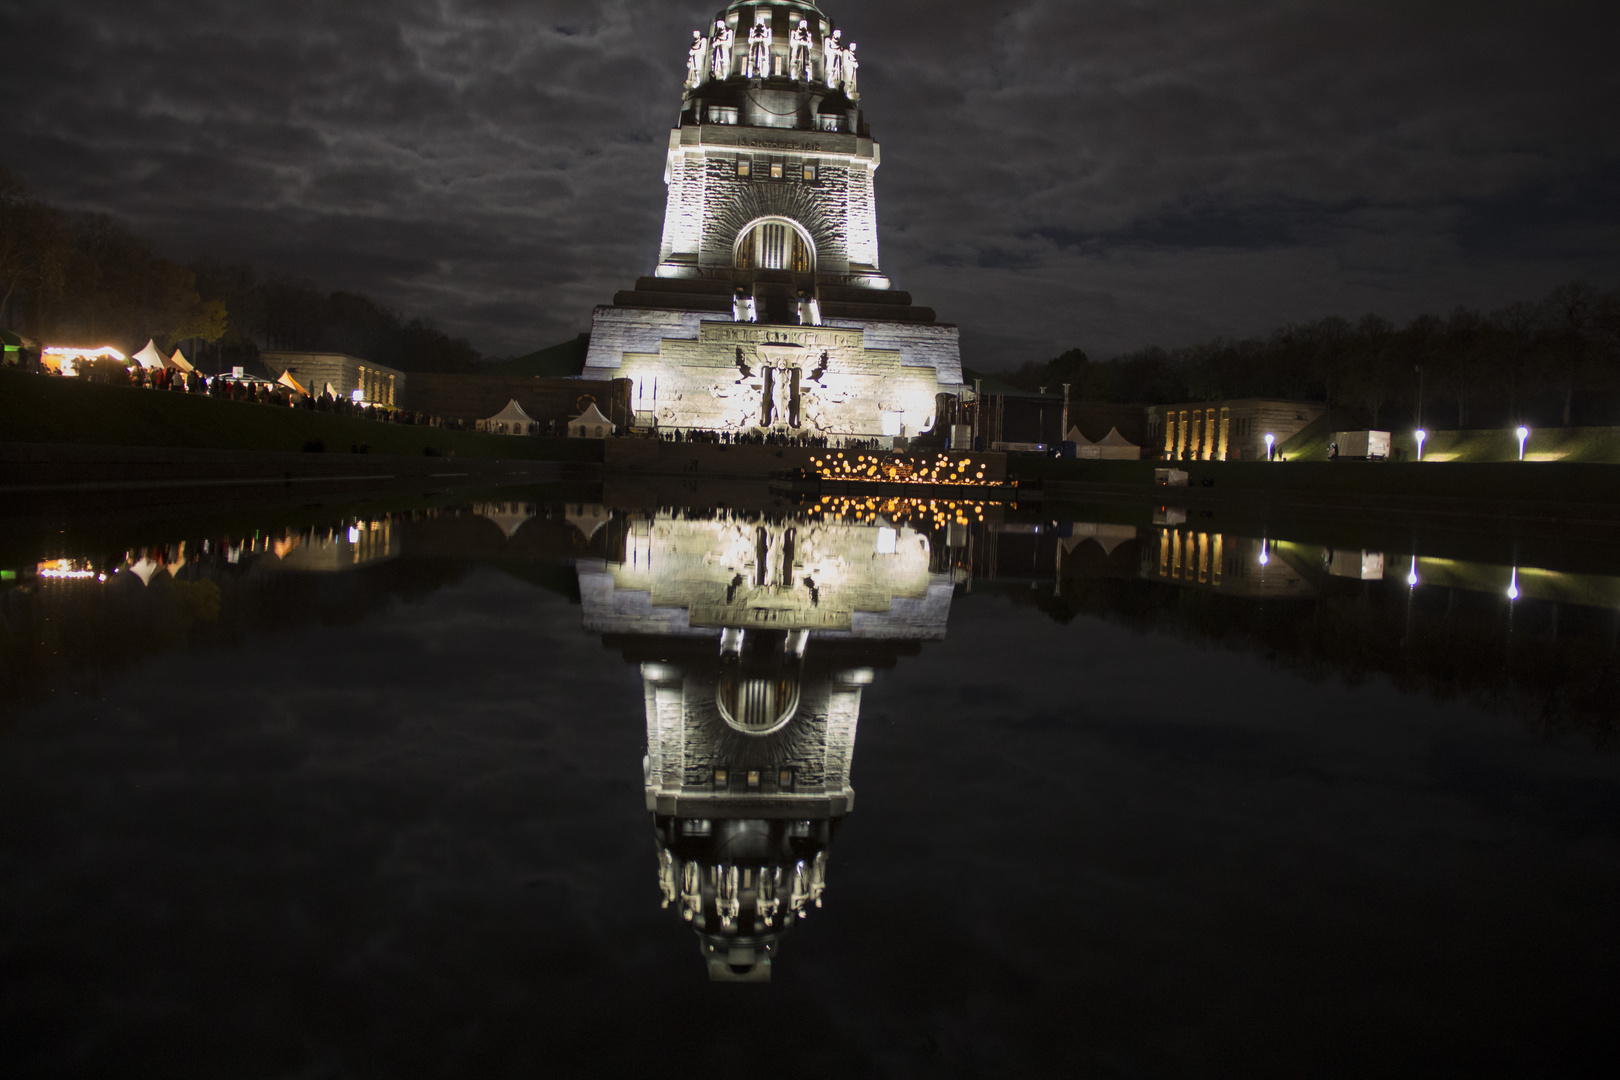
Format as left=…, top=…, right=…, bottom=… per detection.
left=734, top=219, right=815, bottom=272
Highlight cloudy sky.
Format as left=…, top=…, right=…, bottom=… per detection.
left=3, top=0, right=1617, bottom=364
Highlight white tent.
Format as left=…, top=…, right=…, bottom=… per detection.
left=1096, top=427, right=1141, bottom=460
left=1066, top=426, right=1100, bottom=459
left=479, top=399, right=538, bottom=435
left=131, top=339, right=166, bottom=370
left=567, top=402, right=614, bottom=439
left=275, top=370, right=308, bottom=397
left=166, top=348, right=195, bottom=374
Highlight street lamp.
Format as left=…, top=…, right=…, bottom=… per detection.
left=1258, top=539, right=1270, bottom=567
left=1264, top=432, right=1275, bottom=460
left=1516, top=426, right=1530, bottom=461
left=1415, top=429, right=1426, bottom=461
left=1506, top=566, right=1520, bottom=601
left=1406, top=556, right=1419, bottom=588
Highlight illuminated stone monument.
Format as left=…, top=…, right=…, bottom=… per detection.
left=581, top=0, right=964, bottom=443
left=578, top=508, right=961, bottom=980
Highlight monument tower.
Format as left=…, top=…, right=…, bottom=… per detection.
left=581, top=0, right=965, bottom=444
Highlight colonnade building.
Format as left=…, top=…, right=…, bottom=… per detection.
left=580, top=0, right=964, bottom=445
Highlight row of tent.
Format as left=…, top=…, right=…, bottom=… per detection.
left=130, top=339, right=195, bottom=373
left=480, top=398, right=616, bottom=438
left=136, top=339, right=348, bottom=401
left=1064, top=426, right=1142, bottom=460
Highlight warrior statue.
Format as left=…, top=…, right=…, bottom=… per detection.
left=797, top=290, right=821, bottom=327
left=686, top=30, right=707, bottom=88
left=773, top=362, right=796, bottom=427
left=823, top=29, right=843, bottom=87
left=710, top=20, right=734, bottom=80
left=789, top=22, right=813, bottom=80
left=842, top=42, right=859, bottom=97
left=746, top=21, right=771, bottom=79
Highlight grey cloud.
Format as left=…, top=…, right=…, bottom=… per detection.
left=1, top=0, right=1616, bottom=362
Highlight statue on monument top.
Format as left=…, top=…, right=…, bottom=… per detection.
left=711, top=20, right=735, bottom=80
left=746, top=21, right=771, bottom=79
left=822, top=29, right=843, bottom=88
left=686, top=30, right=707, bottom=88
left=789, top=22, right=813, bottom=81
left=842, top=42, right=859, bottom=97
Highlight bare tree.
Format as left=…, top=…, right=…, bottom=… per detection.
left=1544, top=280, right=1598, bottom=426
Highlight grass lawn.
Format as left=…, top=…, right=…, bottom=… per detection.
left=1011, top=451, right=1620, bottom=505
left=0, top=370, right=602, bottom=462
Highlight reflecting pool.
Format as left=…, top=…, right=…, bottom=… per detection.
left=2, top=488, right=1618, bottom=1074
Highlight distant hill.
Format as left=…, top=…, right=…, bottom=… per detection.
left=486, top=333, right=591, bottom=377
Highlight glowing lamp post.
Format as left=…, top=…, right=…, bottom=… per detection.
left=1506, top=566, right=1520, bottom=601
left=1414, top=429, right=1426, bottom=461
left=1406, top=556, right=1419, bottom=588
left=1516, top=426, right=1530, bottom=461
left=1264, top=432, right=1275, bottom=460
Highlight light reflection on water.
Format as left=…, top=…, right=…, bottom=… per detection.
left=2, top=492, right=1619, bottom=1069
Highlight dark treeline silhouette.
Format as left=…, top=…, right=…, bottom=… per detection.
left=1, top=167, right=482, bottom=375
left=1001, top=283, right=1620, bottom=428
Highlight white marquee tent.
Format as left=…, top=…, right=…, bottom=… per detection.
left=131, top=339, right=166, bottom=370
left=479, top=399, right=539, bottom=435
left=567, top=402, right=614, bottom=439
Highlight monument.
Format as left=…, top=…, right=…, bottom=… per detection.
left=581, top=0, right=965, bottom=445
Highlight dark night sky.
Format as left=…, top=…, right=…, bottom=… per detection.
left=3, top=0, right=1618, bottom=365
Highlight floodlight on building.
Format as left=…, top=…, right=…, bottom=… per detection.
left=1406, top=556, right=1419, bottom=588
left=1506, top=566, right=1520, bottom=601
left=351, top=389, right=365, bottom=403
left=1258, top=537, right=1270, bottom=566
left=1263, top=432, right=1275, bottom=459
left=1516, top=426, right=1530, bottom=460
left=1415, top=429, right=1426, bottom=461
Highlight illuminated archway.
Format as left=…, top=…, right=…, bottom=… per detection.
left=733, top=216, right=817, bottom=273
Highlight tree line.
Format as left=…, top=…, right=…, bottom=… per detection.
left=0, top=167, right=483, bottom=374
left=999, top=283, right=1620, bottom=429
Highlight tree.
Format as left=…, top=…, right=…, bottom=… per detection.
left=1544, top=280, right=1599, bottom=425
left=170, top=299, right=228, bottom=346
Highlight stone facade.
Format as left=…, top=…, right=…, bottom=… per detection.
left=1146, top=399, right=1328, bottom=462
left=581, top=0, right=963, bottom=444
left=260, top=351, right=404, bottom=406
left=596, top=319, right=954, bottom=439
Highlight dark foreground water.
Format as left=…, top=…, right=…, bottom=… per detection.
left=2, top=489, right=1617, bottom=1077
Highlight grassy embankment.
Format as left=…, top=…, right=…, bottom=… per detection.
left=0, top=370, right=600, bottom=461
left=1277, top=410, right=1620, bottom=463
left=1010, top=453, right=1620, bottom=506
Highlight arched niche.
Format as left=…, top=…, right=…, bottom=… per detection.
left=733, top=216, right=817, bottom=273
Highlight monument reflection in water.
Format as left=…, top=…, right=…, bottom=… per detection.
left=577, top=504, right=965, bottom=980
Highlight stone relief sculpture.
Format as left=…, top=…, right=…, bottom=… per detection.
left=823, top=29, right=843, bottom=87
left=746, top=22, right=771, bottom=79
left=711, top=20, right=735, bottom=80
left=789, top=23, right=813, bottom=80
left=686, top=30, right=707, bottom=88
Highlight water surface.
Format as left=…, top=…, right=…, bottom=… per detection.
left=2, top=490, right=1617, bottom=1077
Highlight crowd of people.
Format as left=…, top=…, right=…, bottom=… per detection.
left=11, top=352, right=467, bottom=428
left=651, top=427, right=886, bottom=451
